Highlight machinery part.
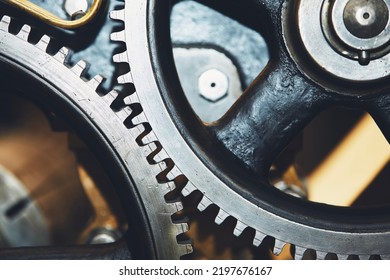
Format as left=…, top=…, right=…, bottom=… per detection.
left=63, top=0, right=89, bottom=20
left=287, top=0, right=390, bottom=86
left=0, top=15, right=190, bottom=259
left=112, top=0, right=390, bottom=259
left=2, top=0, right=103, bottom=29
left=173, top=48, right=243, bottom=122
left=198, top=68, right=229, bottom=103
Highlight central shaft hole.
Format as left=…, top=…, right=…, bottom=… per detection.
left=363, top=12, right=370, bottom=19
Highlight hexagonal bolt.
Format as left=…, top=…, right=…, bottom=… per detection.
left=198, top=68, right=229, bottom=102
left=63, top=0, right=89, bottom=20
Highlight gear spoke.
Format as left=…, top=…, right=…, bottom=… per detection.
left=367, top=94, right=390, bottom=142
left=0, top=239, right=131, bottom=260
left=210, top=58, right=332, bottom=174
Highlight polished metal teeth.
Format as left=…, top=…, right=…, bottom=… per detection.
left=110, top=8, right=192, bottom=258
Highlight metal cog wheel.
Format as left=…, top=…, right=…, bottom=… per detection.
left=112, top=0, right=390, bottom=260
left=0, top=15, right=191, bottom=259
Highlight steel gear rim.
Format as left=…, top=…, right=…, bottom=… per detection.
left=113, top=0, right=390, bottom=259
left=0, top=15, right=191, bottom=259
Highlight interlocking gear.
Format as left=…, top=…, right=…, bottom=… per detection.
left=0, top=15, right=191, bottom=259
left=111, top=0, right=390, bottom=260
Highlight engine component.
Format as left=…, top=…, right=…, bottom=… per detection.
left=0, top=15, right=190, bottom=259
left=112, top=0, right=390, bottom=259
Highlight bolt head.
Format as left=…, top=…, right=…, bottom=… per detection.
left=198, top=69, right=229, bottom=102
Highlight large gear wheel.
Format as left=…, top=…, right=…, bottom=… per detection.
left=0, top=15, right=191, bottom=259
left=112, top=0, right=390, bottom=259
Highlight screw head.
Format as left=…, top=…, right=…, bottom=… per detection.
left=198, top=69, right=229, bottom=102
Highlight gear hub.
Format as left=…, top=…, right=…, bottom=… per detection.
left=283, top=0, right=390, bottom=90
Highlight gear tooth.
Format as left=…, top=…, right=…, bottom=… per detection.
left=117, top=72, right=134, bottom=84
left=110, top=30, right=126, bottom=42
left=123, top=94, right=140, bottom=105
left=359, top=255, right=370, bottom=260
left=233, top=220, right=247, bottom=237
left=166, top=165, right=182, bottom=181
left=36, top=35, right=51, bottom=51
left=101, top=90, right=119, bottom=104
left=152, top=149, right=170, bottom=163
left=161, top=181, right=176, bottom=196
left=215, top=208, right=229, bottom=225
left=140, top=131, right=158, bottom=146
left=113, top=51, right=128, bottom=63
left=337, top=254, right=349, bottom=260
left=53, top=47, right=71, bottom=64
left=131, top=112, right=148, bottom=126
left=180, top=244, right=194, bottom=255
left=273, top=240, right=287, bottom=256
left=0, top=16, right=11, bottom=31
left=110, top=9, right=125, bottom=22
left=172, top=223, right=189, bottom=236
left=253, top=231, right=266, bottom=247
left=316, top=251, right=327, bottom=260
left=197, top=195, right=212, bottom=212
left=380, top=254, right=390, bottom=260
left=71, top=60, right=90, bottom=77
left=293, top=246, right=305, bottom=260
left=87, top=74, right=105, bottom=90
left=181, top=182, right=197, bottom=197
left=16, top=24, right=31, bottom=41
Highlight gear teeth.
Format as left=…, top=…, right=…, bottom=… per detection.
left=359, top=255, right=370, bottom=260
left=380, top=255, right=390, bottom=260
left=113, top=51, right=128, bottom=63
left=293, top=246, right=306, bottom=260
left=215, top=208, right=229, bottom=225
left=71, top=60, right=90, bottom=77
left=110, top=9, right=125, bottom=22
left=316, top=251, right=327, bottom=260
left=117, top=72, right=134, bottom=84
left=102, top=90, right=120, bottom=104
left=0, top=16, right=11, bottom=31
left=110, top=30, right=126, bottom=42
left=173, top=222, right=189, bottom=234
left=87, top=74, right=105, bottom=90
left=273, top=240, right=286, bottom=256
left=131, top=112, right=148, bottom=126
left=197, top=196, right=212, bottom=212
left=181, top=182, right=197, bottom=197
left=161, top=181, right=177, bottom=196
left=165, top=201, right=184, bottom=213
left=337, top=254, right=349, bottom=260
left=16, top=24, right=31, bottom=41
left=36, top=35, right=51, bottom=51
left=152, top=148, right=170, bottom=163
left=53, top=47, right=71, bottom=64
left=233, top=220, right=247, bottom=237
left=139, top=131, right=158, bottom=146
left=253, top=231, right=266, bottom=247
left=166, top=165, right=182, bottom=181
left=179, top=244, right=194, bottom=255
left=123, top=94, right=140, bottom=105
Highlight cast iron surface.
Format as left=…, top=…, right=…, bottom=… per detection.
left=0, top=15, right=190, bottom=259
left=114, top=0, right=390, bottom=259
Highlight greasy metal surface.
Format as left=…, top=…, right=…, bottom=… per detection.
left=116, top=0, right=390, bottom=259
left=3, top=0, right=103, bottom=29
left=0, top=15, right=190, bottom=259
